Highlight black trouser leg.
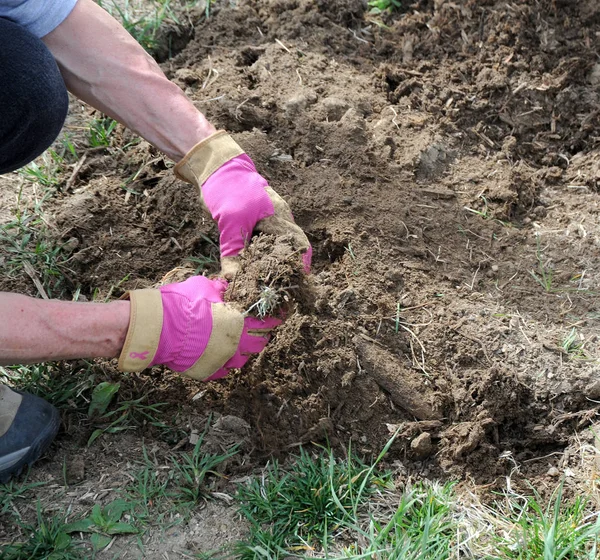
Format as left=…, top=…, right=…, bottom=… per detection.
left=0, top=18, right=68, bottom=174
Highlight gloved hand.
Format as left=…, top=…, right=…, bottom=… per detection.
left=118, top=276, right=279, bottom=381
left=174, top=131, right=312, bottom=279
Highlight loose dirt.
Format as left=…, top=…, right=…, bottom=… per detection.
left=2, top=0, right=600, bottom=554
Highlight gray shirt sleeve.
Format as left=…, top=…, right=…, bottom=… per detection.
left=0, top=0, right=78, bottom=37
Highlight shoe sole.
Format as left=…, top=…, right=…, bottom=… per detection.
left=0, top=404, right=60, bottom=484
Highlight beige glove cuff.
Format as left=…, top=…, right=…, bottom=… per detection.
left=181, top=303, right=244, bottom=380
left=118, top=289, right=163, bottom=372
left=174, top=130, right=245, bottom=187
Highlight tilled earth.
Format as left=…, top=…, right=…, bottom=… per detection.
left=2, top=0, right=600, bottom=555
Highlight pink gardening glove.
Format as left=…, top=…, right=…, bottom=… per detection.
left=174, top=131, right=312, bottom=278
left=119, top=276, right=279, bottom=381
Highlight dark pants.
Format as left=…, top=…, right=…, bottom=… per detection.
left=0, top=18, right=68, bottom=174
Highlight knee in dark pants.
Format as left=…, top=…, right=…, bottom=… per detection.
left=0, top=18, right=69, bottom=175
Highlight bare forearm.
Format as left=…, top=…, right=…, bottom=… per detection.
left=0, top=293, right=130, bottom=365
left=42, top=0, right=215, bottom=161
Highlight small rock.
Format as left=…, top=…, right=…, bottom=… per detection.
left=411, top=432, right=433, bottom=459
left=585, top=380, right=600, bottom=400
left=547, top=466, right=560, bottom=477
left=491, top=264, right=499, bottom=273
left=65, top=455, right=85, bottom=485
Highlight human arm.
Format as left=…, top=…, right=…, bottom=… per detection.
left=0, top=277, right=276, bottom=380
left=41, top=0, right=215, bottom=161
left=0, top=292, right=130, bottom=364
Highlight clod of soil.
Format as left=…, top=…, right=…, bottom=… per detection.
left=224, top=233, right=313, bottom=317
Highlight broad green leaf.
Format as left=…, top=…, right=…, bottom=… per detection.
left=105, top=499, right=130, bottom=523
left=88, top=382, right=120, bottom=418
left=91, top=533, right=112, bottom=551
left=54, top=532, right=72, bottom=549
left=64, top=517, right=94, bottom=534
left=91, top=504, right=105, bottom=526
left=107, top=522, right=138, bottom=535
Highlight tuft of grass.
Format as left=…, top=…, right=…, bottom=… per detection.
left=491, top=484, right=600, bottom=560
left=561, top=327, right=586, bottom=359
left=0, top=476, right=46, bottom=518
left=0, top=187, right=74, bottom=299
left=0, top=362, right=96, bottom=411
left=86, top=384, right=172, bottom=446
left=122, top=428, right=237, bottom=526
left=99, top=0, right=180, bottom=54
left=170, top=433, right=238, bottom=508
left=234, top=446, right=391, bottom=558
left=1, top=504, right=84, bottom=560
left=530, top=234, right=554, bottom=293
left=87, top=116, right=118, bottom=148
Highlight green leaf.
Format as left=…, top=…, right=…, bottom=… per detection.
left=104, top=499, right=130, bottom=523
left=64, top=517, right=94, bottom=534
left=88, top=382, right=120, bottom=418
left=87, top=428, right=106, bottom=447
left=90, top=504, right=105, bottom=526
left=54, top=532, right=72, bottom=550
left=107, top=522, right=138, bottom=535
left=91, top=533, right=112, bottom=551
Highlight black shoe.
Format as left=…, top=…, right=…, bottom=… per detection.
left=0, top=390, right=60, bottom=483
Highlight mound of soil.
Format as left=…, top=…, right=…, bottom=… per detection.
left=6, top=0, right=600, bottom=488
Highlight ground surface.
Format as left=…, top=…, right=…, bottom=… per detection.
left=2, top=0, right=600, bottom=556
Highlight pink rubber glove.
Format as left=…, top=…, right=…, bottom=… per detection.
left=119, top=276, right=279, bottom=381
left=174, top=131, right=312, bottom=278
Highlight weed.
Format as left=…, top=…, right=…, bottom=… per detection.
left=170, top=434, right=238, bottom=508
left=245, top=286, right=282, bottom=319
left=464, top=195, right=492, bottom=220
left=0, top=476, right=45, bottom=518
left=530, top=234, right=554, bottom=293
left=561, top=327, right=586, bottom=358
left=1, top=504, right=83, bottom=559
left=99, top=0, right=180, bottom=54
left=65, top=499, right=137, bottom=552
left=368, top=0, right=402, bottom=13
left=0, top=362, right=96, bottom=411
left=18, top=150, right=65, bottom=187
left=0, top=187, right=73, bottom=299
left=86, top=383, right=170, bottom=446
left=60, top=134, right=79, bottom=161
left=234, top=446, right=391, bottom=557
left=88, top=116, right=117, bottom=148
left=492, top=485, right=600, bottom=560
left=344, top=481, right=457, bottom=559
left=122, top=448, right=174, bottom=526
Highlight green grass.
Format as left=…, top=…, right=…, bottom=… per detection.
left=0, top=362, right=96, bottom=411
left=491, top=485, right=600, bottom=560
left=234, top=446, right=392, bottom=558
left=0, top=477, right=46, bottom=518
left=0, top=187, right=74, bottom=299
left=530, top=235, right=555, bottom=292
left=98, top=0, right=181, bottom=54
left=368, top=0, right=402, bottom=14
left=561, top=327, right=586, bottom=358
left=87, top=117, right=117, bottom=148
left=1, top=504, right=84, bottom=560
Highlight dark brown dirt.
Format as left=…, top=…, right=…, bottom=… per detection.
left=4, top=0, right=600, bottom=494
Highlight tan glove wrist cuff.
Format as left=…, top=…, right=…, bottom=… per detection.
left=181, top=303, right=244, bottom=380
left=118, top=289, right=163, bottom=372
left=174, top=130, right=245, bottom=186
